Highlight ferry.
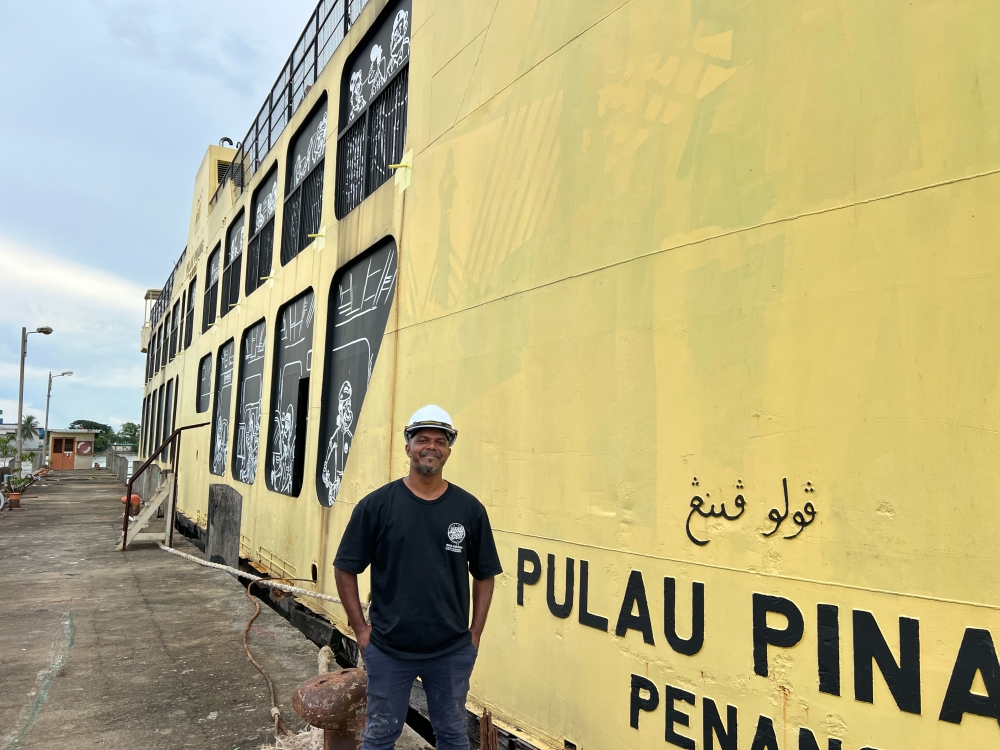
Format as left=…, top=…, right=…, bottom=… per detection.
left=138, top=0, right=1000, bottom=747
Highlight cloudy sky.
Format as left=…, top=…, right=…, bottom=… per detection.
left=0, top=0, right=316, bottom=432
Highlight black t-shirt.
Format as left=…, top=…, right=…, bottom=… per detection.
left=334, top=479, right=503, bottom=659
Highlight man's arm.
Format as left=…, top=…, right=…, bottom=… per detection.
left=335, top=567, right=372, bottom=652
left=470, top=575, right=495, bottom=651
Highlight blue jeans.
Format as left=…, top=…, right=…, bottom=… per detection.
left=362, top=641, right=477, bottom=750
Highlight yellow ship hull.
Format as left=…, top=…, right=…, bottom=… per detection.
left=143, top=0, right=999, bottom=747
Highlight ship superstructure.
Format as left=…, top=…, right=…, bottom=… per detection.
left=140, top=1, right=1000, bottom=747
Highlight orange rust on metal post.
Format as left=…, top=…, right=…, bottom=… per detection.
left=292, top=668, right=367, bottom=750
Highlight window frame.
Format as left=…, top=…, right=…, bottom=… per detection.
left=233, top=318, right=267, bottom=485
left=203, top=244, right=221, bottom=332
left=184, top=277, right=197, bottom=348
left=246, top=165, right=278, bottom=296
left=160, top=379, right=174, bottom=461
left=220, top=210, right=245, bottom=318
left=334, top=0, right=411, bottom=218
left=169, top=300, right=180, bottom=360
left=210, top=339, right=236, bottom=477
left=316, top=237, right=399, bottom=506
left=265, top=288, right=315, bottom=497
left=280, top=98, right=328, bottom=267
left=196, top=353, right=213, bottom=413
left=335, top=66, right=408, bottom=218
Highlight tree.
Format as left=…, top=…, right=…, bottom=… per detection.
left=116, top=422, right=140, bottom=449
left=69, top=420, right=114, bottom=453
left=0, top=435, right=15, bottom=468
left=19, top=414, right=39, bottom=442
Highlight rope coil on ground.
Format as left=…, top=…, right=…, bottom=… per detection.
left=155, top=543, right=369, bottom=608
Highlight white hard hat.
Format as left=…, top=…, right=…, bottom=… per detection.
left=404, top=405, right=458, bottom=446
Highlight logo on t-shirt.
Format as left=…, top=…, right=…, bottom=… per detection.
left=446, top=523, right=466, bottom=553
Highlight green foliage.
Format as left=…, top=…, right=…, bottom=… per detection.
left=116, top=422, right=140, bottom=448
left=0, top=435, right=15, bottom=467
left=69, top=419, right=113, bottom=437
left=69, top=419, right=115, bottom=453
left=19, top=414, right=39, bottom=442
left=8, top=473, right=32, bottom=492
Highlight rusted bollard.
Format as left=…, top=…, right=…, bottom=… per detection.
left=292, top=668, right=367, bottom=750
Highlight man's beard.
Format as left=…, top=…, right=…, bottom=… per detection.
left=414, top=450, right=443, bottom=475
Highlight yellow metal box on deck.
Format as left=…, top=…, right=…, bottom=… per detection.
left=138, top=0, right=999, bottom=747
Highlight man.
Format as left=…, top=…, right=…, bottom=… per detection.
left=334, top=405, right=502, bottom=750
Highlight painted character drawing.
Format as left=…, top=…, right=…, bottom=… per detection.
left=212, top=416, right=229, bottom=476
left=386, top=9, right=410, bottom=77
left=321, top=381, right=354, bottom=505
left=366, top=44, right=388, bottom=96
left=348, top=70, right=365, bottom=122
left=270, top=405, right=295, bottom=494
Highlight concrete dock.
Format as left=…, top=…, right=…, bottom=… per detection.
left=0, top=469, right=429, bottom=750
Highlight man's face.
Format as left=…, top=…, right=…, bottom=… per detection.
left=405, top=428, right=451, bottom=475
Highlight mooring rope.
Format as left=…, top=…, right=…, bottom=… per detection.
left=155, top=542, right=370, bottom=742
left=155, top=543, right=369, bottom=609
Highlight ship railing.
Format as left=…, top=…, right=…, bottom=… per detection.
left=210, top=0, right=371, bottom=211
left=119, top=422, right=209, bottom=551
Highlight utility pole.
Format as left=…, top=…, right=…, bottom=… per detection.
left=42, top=371, right=73, bottom=468
left=16, top=326, right=53, bottom=475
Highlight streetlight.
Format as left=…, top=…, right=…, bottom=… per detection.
left=15, top=326, right=53, bottom=476
left=42, top=371, right=73, bottom=469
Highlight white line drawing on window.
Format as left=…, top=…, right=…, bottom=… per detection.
left=229, top=224, right=244, bottom=260
left=320, top=244, right=397, bottom=505
left=293, top=111, right=328, bottom=189
left=255, top=180, right=278, bottom=231
left=211, top=342, right=234, bottom=476
left=235, top=323, right=266, bottom=484
left=348, top=70, right=366, bottom=122
left=321, top=381, right=354, bottom=504
left=269, top=293, right=314, bottom=495
left=386, top=9, right=410, bottom=77
left=366, top=44, right=388, bottom=101
left=335, top=247, right=397, bottom=329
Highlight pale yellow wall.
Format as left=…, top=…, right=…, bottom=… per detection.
left=146, top=0, right=999, bottom=747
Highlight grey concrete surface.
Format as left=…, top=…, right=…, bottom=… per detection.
left=0, top=469, right=430, bottom=750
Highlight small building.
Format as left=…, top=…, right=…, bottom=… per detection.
left=47, top=429, right=97, bottom=470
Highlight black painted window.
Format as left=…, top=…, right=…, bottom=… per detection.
left=335, top=0, right=410, bottom=218
left=147, top=392, right=154, bottom=456
left=179, top=291, right=187, bottom=349
left=140, top=396, right=149, bottom=456
left=154, top=384, right=164, bottom=453
left=317, top=238, right=398, bottom=505
left=161, top=379, right=174, bottom=461
left=221, top=212, right=245, bottom=317
left=169, top=300, right=180, bottom=360
left=196, top=354, right=212, bottom=413
left=153, top=325, right=162, bottom=374
left=168, top=377, right=179, bottom=462
left=246, top=168, right=277, bottom=295
left=233, top=320, right=267, bottom=484
left=161, top=314, right=170, bottom=368
left=184, top=277, right=196, bottom=349
left=203, top=244, right=221, bottom=332
left=266, top=289, right=314, bottom=496
left=147, top=391, right=157, bottom=457
left=144, top=344, right=152, bottom=383
left=210, top=340, right=235, bottom=476
left=281, top=102, right=327, bottom=266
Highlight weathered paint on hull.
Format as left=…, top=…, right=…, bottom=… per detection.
left=145, top=0, right=999, bottom=747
